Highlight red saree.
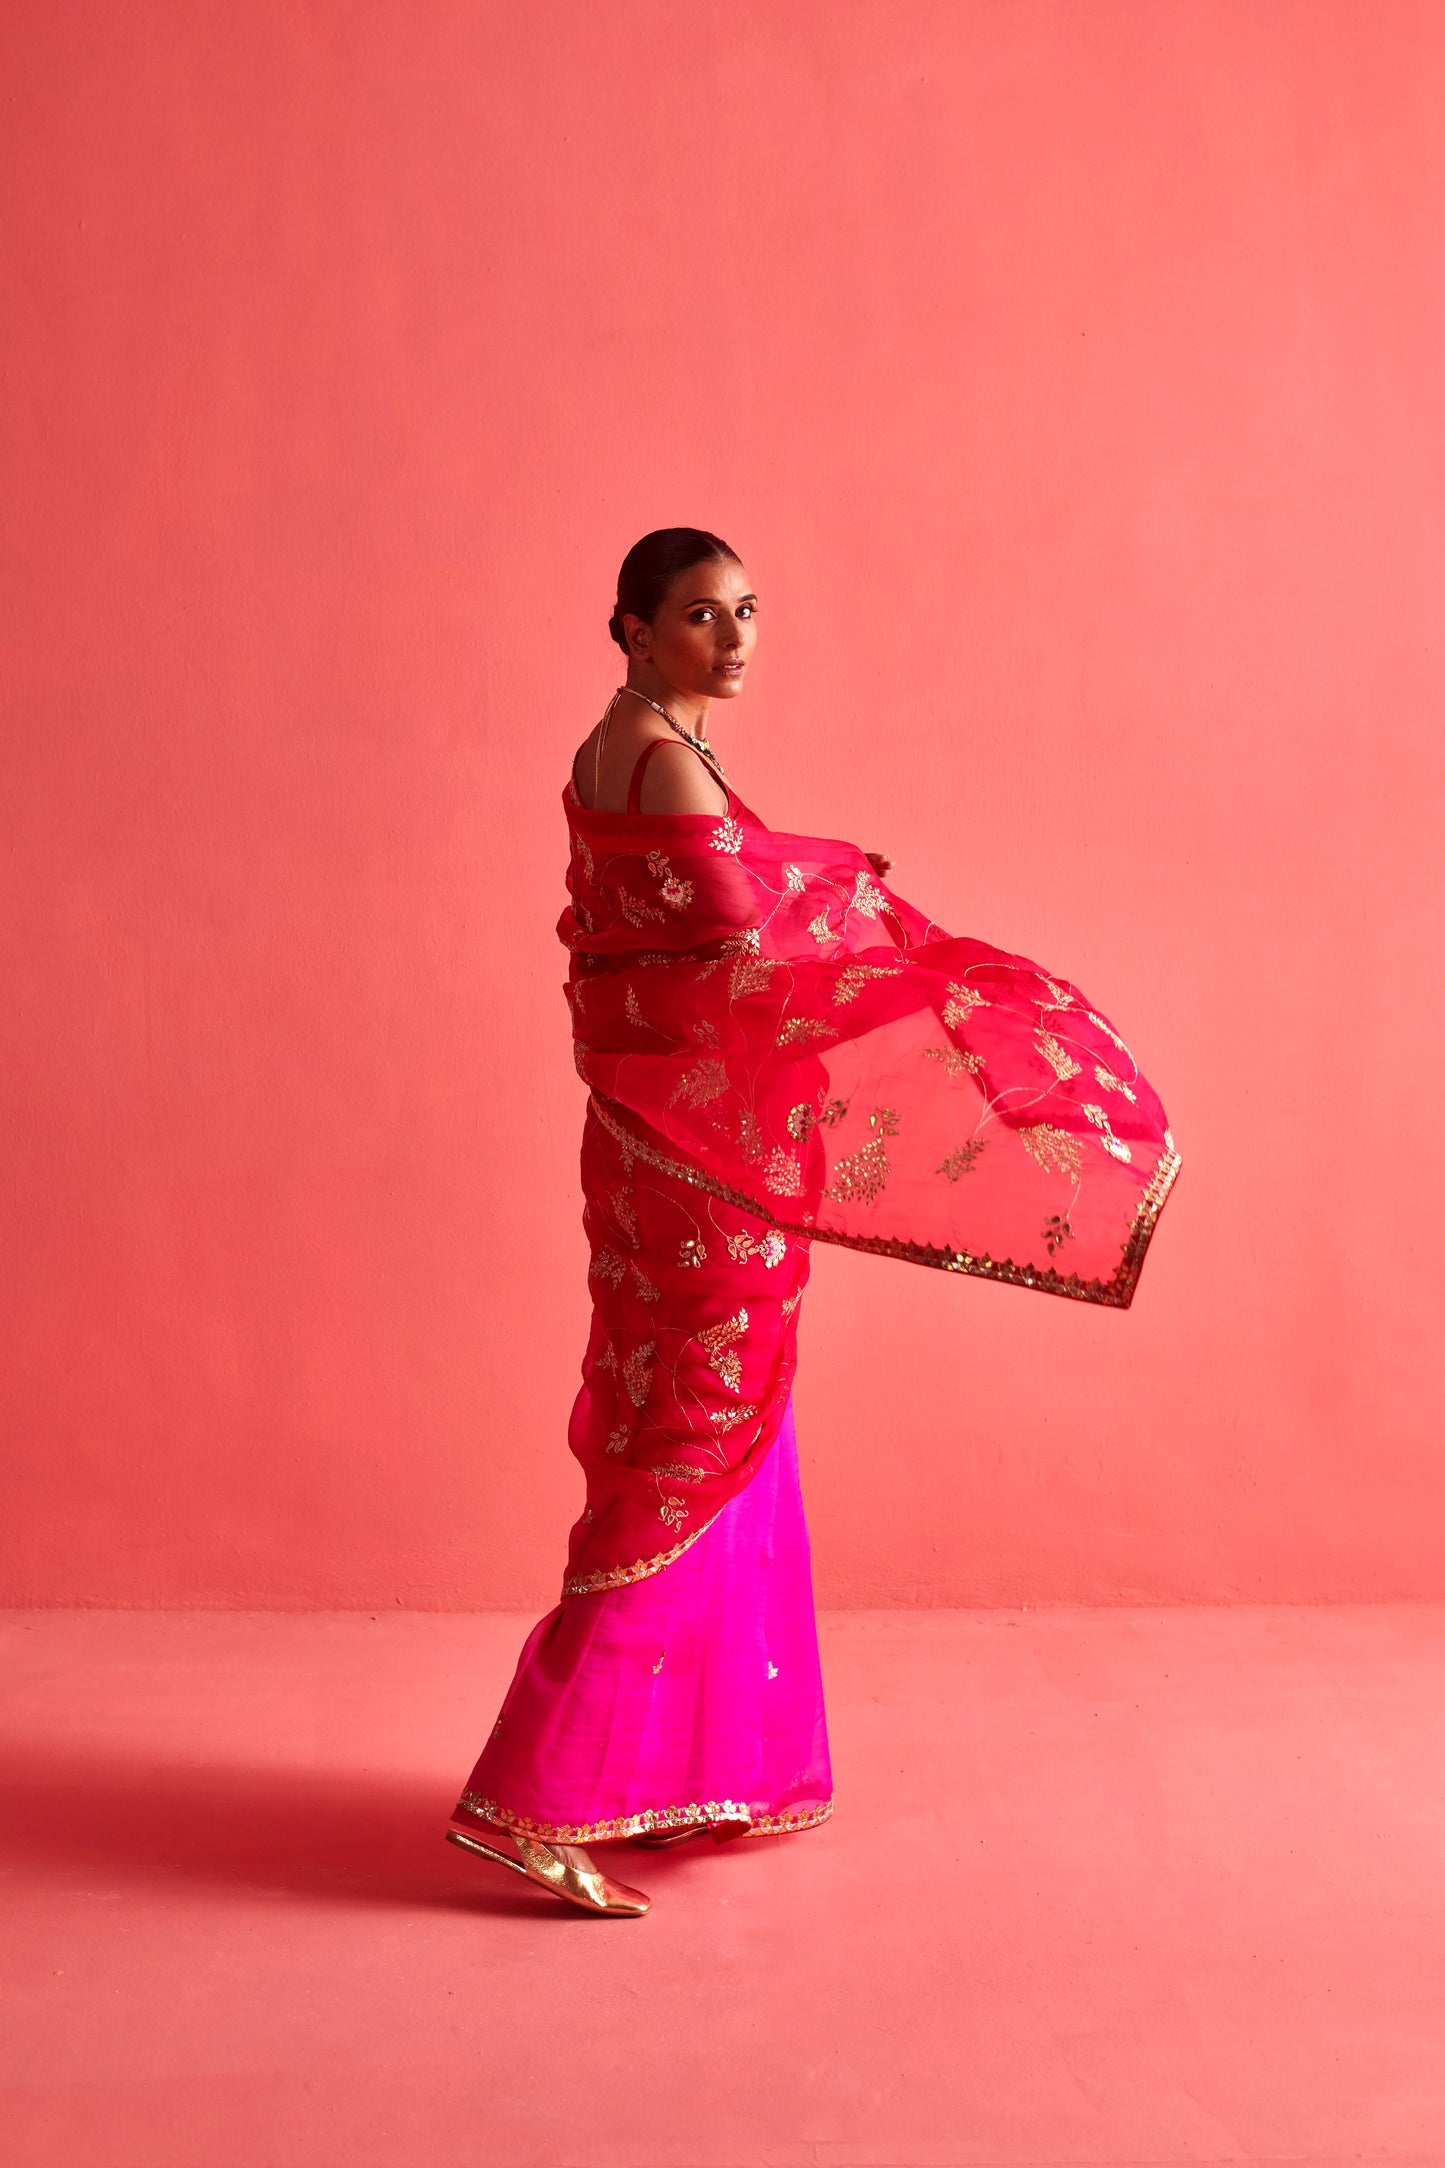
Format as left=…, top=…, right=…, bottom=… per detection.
left=560, top=745, right=1181, bottom=1601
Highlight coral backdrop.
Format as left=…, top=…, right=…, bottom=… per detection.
left=4, top=1, right=1443, bottom=1605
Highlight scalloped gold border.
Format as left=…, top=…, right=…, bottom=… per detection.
left=589, top=1089, right=1181, bottom=1310
left=455, top=1788, right=833, bottom=1844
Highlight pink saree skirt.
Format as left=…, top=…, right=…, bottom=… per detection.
left=453, top=1394, right=832, bottom=1841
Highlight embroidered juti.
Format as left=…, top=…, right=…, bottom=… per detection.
left=452, top=726, right=1181, bottom=1846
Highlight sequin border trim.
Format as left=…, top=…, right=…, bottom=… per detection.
left=589, top=1090, right=1181, bottom=1310
left=455, top=1788, right=834, bottom=1844
left=561, top=1506, right=727, bottom=1598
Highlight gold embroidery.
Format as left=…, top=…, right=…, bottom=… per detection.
left=1018, top=1123, right=1084, bottom=1180
left=650, top=1460, right=707, bottom=1484
left=455, top=1788, right=835, bottom=1844
left=588, top=1091, right=1182, bottom=1310
left=630, top=1262, right=661, bottom=1303
left=645, top=849, right=670, bottom=878
left=1086, top=1009, right=1131, bottom=1056
left=589, top=1247, right=626, bottom=1285
left=560, top=1505, right=727, bottom=1594
left=709, top=816, right=744, bottom=854
left=737, top=1107, right=764, bottom=1160
left=622, top=1341, right=655, bottom=1407
left=783, top=863, right=805, bottom=892
left=1042, top=1212, right=1074, bottom=1255
left=833, top=961, right=905, bottom=1006
left=828, top=1136, right=890, bottom=1204
left=729, top=954, right=777, bottom=998
left=657, top=1494, right=689, bottom=1529
left=942, top=981, right=990, bottom=1027
left=1035, top=1030, right=1083, bottom=1082
left=776, top=1016, right=839, bottom=1044
left=611, top=1187, right=641, bottom=1248
left=1093, top=1062, right=1138, bottom=1104
left=726, top=1229, right=787, bottom=1267
left=618, top=888, right=666, bottom=926
left=1163, top=1126, right=1175, bottom=1151
left=763, top=1147, right=803, bottom=1196
left=850, top=869, right=890, bottom=919
left=1082, top=1102, right=1133, bottom=1164
left=677, top=1235, right=707, bottom=1267
left=767, top=1662, right=779, bottom=1678
left=624, top=984, right=643, bottom=1024
left=924, top=1042, right=986, bottom=1078
left=693, top=1020, right=720, bottom=1046
left=577, top=837, right=595, bottom=881
left=937, top=1139, right=987, bottom=1180
left=660, top=875, right=694, bottom=910
left=652, top=1653, right=665, bottom=1673
left=698, top=1307, right=748, bottom=1391
left=669, top=1056, right=730, bottom=1110
left=1039, top=977, right=1073, bottom=1007
left=573, top=1042, right=590, bottom=1079
left=604, top=1425, right=629, bottom=1455
left=710, top=1400, right=760, bottom=1432
left=808, top=910, right=840, bottom=946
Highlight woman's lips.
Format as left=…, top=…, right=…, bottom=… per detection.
left=714, top=661, right=745, bottom=672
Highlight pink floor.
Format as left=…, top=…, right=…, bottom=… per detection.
left=3, top=1606, right=1444, bottom=2167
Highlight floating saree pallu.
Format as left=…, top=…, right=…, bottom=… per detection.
left=559, top=767, right=1182, bottom=1596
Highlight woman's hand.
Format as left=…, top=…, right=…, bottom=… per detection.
left=865, top=849, right=895, bottom=880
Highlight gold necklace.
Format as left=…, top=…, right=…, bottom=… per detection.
left=617, top=684, right=727, bottom=781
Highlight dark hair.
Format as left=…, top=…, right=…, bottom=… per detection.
left=608, top=526, right=741, bottom=655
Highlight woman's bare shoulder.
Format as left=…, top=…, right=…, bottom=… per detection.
left=635, top=737, right=730, bottom=817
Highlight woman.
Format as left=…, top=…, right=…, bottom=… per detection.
left=446, top=527, right=1181, bottom=1918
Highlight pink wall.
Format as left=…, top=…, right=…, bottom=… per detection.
left=4, top=2, right=1443, bottom=1609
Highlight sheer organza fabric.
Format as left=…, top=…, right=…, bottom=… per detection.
left=559, top=762, right=1181, bottom=1599
left=456, top=1394, right=831, bottom=1842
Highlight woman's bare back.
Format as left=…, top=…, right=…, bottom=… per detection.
left=572, top=704, right=729, bottom=817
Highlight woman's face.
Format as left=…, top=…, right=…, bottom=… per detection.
left=627, top=557, right=758, bottom=699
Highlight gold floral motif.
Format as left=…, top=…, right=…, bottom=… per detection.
left=670, top=1056, right=730, bottom=1109
left=560, top=1508, right=727, bottom=1594
left=660, top=875, right=694, bottom=910
left=650, top=1460, right=707, bottom=1484
left=618, top=888, right=666, bottom=926
left=587, top=1089, right=1183, bottom=1310
left=737, top=1107, right=764, bottom=1160
left=924, top=1043, right=986, bottom=1078
left=1086, top=1009, right=1131, bottom=1056
left=698, top=1307, right=748, bottom=1392
left=767, top=1662, right=779, bottom=1679
left=1082, top=1102, right=1133, bottom=1164
left=653, top=1498, right=686, bottom=1533
left=828, top=1136, right=890, bottom=1205
left=808, top=910, right=840, bottom=946
left=942, top=980, right=990, bottom=1028
left=850, top=869, right=890, bottom=919
left=611, top=1187, right=641, bottom=1247
left=577, top=837, right=595, bottom=882
left=622, top=1341, right=656, bottom=1407
left=1039, top=977, right=1073, bottom=1007
left=787, top=1102, right=815, bottom=1141
left=723, top=928, right=762, bottom=954
left=764, top=1147, right=803, bottom=1196
left=596, top=1340, right=618, bottom=1373
left=1042, top=1212, right=1075, bottom=1255
left=833, top=961, right=905, bottom=1006
left=693, top=1020, right=720, bottom=1047
left=604, top=1425, right=629, bottom=1456
left=677, top=1235, right=707, bottom=1267
left=645, top=848, right=670, bottom=878
left=1018, top=1123, right=1084, bottom=1180
left=1163, top=1127, right=1175, bottom=1151
left=624, top=983, right=643, bottom=1025
left=709, top=816, right=744, bottom=854
left=784, top=863, right=805, bottom=892
left=726, top=1228, right=787, bottom=1268
left=729, top=954, right=777, bottom=998
left=710, top=1400, right=760, bottom=1433
left=1093, top=1062, right=1138, bottom=1103
left=937, top=1138, right=987, bottom=1180
left=1035, top=1030, right=1083, bottom=1082
left=776, top=1015, right=840, bottom=1045
left=589, top=1247, right=626, bottom=1285
left=455, top=1788, right=835, bottom=1844
left=630, top=1262, right=661, bottom=1303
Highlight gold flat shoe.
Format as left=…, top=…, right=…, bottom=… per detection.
left=445, top=1816, right=651, bottom=1916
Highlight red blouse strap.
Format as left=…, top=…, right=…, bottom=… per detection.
left=626, top=735, right=676, bottom=814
